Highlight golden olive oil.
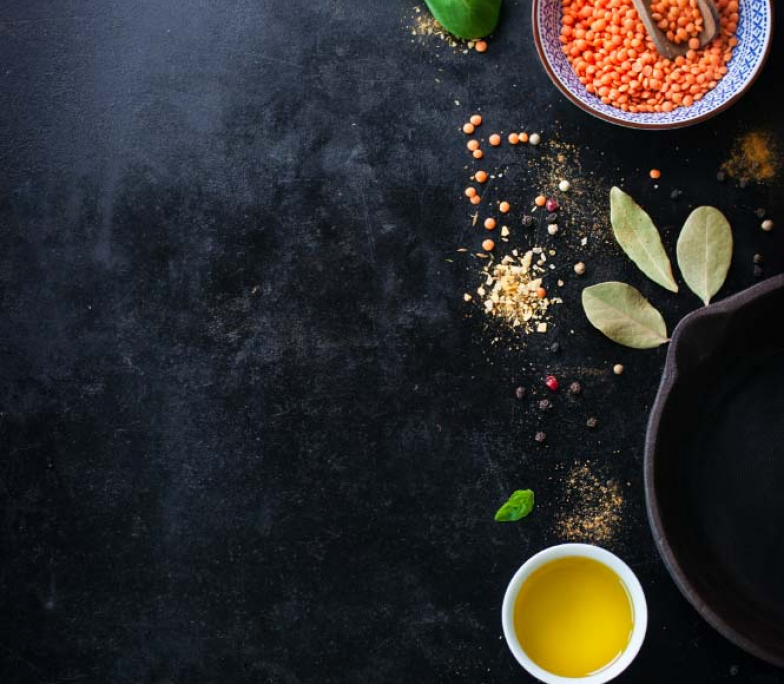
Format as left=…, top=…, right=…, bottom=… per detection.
left=514, top=557, right=633, bottom=678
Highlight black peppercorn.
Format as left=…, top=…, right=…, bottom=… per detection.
left=522, top=215, right=535, bottom=228
left=739, top=178, right=749, bottom=189
left=546, top=213, right=559, bottom=224
left=569, top=381, right=582, bottom=395
left=716, top=171, right=726, bottom=182
left=753, top=265, right=764, bottom=278
left=670, top=189, right=682, bottom=200
left=550, top=342, right=561, bottom=354
left=538, top=399, right=552, bottom=411
left=755, top=208, right=766, bottom=218
left=514, top=386, right=526, bottom=400
left=534, top=431, right=547, bottom=443
left=586, top=417, right=599, bottom=429
left=753, top=253, right=764, bottom=264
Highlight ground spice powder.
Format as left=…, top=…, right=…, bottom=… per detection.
left=555, top=462, right=624, bottom=544
left=722, top=131, right=780, bottom=183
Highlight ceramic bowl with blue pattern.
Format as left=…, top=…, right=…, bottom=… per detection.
left=532, top=0, right=773, bottom=129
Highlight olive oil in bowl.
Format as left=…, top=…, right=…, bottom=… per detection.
left=514, top=556, right=634, bottom=678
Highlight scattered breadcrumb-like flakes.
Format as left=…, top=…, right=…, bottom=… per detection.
left=466, top=248, right=562, bottom=335
left=555, top=461, right=624, bottom=545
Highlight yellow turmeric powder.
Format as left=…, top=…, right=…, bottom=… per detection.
left=722, top=131, right=779, bottom=183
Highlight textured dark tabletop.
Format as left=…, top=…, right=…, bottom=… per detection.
left=2, top=1, right=784, bottom=683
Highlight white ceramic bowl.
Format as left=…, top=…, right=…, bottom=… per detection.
left=532, top=0, right=773, bottom=129
left=502, top=544, right=648, bottom=684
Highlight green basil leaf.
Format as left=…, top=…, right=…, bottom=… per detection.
left=423, top=0, right=501, bottom=39
left=494, top=489, right=535, bottom=522
left=610, top=187, right=679, bottom=293
left=582, top=282, right=669, bottom=349
left=676, top=206, right=733, bottom=306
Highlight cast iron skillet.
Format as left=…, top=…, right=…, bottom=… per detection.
left=646, top=274, right=784, bottom=668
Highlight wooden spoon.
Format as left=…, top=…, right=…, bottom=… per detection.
left=631, top=0, right=720, bottom=59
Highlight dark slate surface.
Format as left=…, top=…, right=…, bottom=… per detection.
left=1, top=1, right=783, bottom=682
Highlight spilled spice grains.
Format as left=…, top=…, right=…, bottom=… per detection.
left=408, top=6, right=490, bottom=53
left=555, top=462, right=624, bottom=544
left=470, top=249, right=562, bottom=334
left=721, top=131, right=780, bottom=183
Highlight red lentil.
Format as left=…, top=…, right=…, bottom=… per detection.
left=651, top=0, right=704, bottom=46
left=560, top=0, right=739, bottom=113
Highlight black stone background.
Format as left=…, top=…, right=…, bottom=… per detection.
left=2, top=1, right=784, bottom=683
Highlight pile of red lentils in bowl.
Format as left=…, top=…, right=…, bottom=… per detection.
left=560, top=0, right=740, bottom=113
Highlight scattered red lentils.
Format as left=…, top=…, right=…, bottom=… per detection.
left=465, top=187, right=477, bottom=198
left=519, top=132, right=529, bottom=143
left=484, top=217, right=497, bottom=230
left=537, top=287, right=547, bottom=299
left=499, top=201, right=511, bottom=213
left=470, top=194, right=482, bottom=205
left=650, top=168, right=662, bottom=179
left=470, top=114, right=483, bottom=126
left=508, top=133, right=520, bottom=145
left=475, top=40, right=488, bottom=53
left=560, top=0, right=739, bottom=114
left=467, top=139, right=480, bottom=151
left=489, top=133, right=501, bottom=146
left=535, top=195, right=547, bottom=207
left=475, top=170, right=488, bottom=183
left=473, top=149, right=484, bottom=159
left=482, top=238, right=495, bottom=251
left=463, top=122, right=475, bottom=135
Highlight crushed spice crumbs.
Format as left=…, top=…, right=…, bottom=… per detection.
left=555, top=461, right=624, bottom=544
left=408, top=6, right=485, bottom=53
left=469, top=248, right=562, bottom=334
left=721, top=130, right=780, bottom=184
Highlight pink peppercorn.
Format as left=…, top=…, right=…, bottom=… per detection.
left=545, top=198, right=559, bottom=213
left=545, top=375, right=559, bottom=391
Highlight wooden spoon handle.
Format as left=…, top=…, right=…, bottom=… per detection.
left=630, top=0, right=720, bottom=60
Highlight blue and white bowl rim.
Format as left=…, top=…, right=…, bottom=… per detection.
left=532, top=0, right=773, bottom=129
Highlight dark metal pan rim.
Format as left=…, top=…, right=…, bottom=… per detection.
left=644, top=274, right=784, bottom=669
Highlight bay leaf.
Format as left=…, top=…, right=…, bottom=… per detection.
left=676, top=206, right=733, bottom=305
left=582, top=282, right=669, bottom=349
left=423, top=0, right=501, bottom=39
left=610, top=187, right=679, bottom=293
